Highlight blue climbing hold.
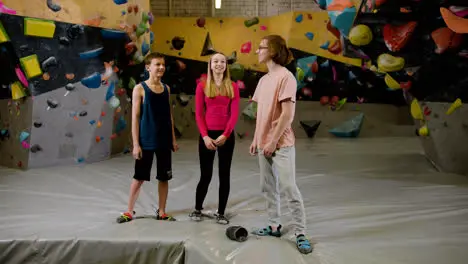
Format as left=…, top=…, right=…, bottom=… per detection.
left=328, top=6, right=357, bottom=37
left=142, top=40, right=150, bottom=56
left=79, top=47, right=104, bottom=59
left=113, top=0, right=128, bottom=4
left=305, top=32, right=314, bottom=40
left=116, top=116, right=127, bottom=134
left=150, top=31, right=154, bottom=44
left=105, top=81, right=116, bottom=101
left=81, top=73, right=102, bottom=89
left=295, top=14, right=303, bottom=23
left=101, top=29, right=126, bottom=39
left=329, top=113, right=364, bottom=138
left=19, top=131, right=30, bottom=142
left=320, top=41, right=330, bottom=50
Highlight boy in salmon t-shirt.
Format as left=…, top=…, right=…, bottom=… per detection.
left=250, top=35, right=313, bottom=254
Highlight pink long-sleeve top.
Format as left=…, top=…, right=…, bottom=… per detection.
left=195, top=81, right=240, bottom=138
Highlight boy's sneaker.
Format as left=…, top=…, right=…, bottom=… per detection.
left=215, top=213, right=229, bottom=225
left=116, top=211, right=135, bottom=223
left=189, top=210, right=202, bottom=221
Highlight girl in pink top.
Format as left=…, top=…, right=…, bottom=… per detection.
left=190, top=53, right=240, bottom=225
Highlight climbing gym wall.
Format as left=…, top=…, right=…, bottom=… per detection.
left=0, top=0, right=152, bottom=169
left=341, top=0, right=468, bottom=175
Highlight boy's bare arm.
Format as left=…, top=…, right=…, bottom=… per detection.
left=269, top=99, right=294, bottom=145
left=131, top=85, right=143, bottom=147
left=167, top=86, right=177, bottom=142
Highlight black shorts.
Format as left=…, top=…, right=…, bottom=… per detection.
left=133, top=148, right=172, bottom=182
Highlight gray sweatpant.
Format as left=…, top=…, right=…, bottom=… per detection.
left=258, top=146, right=307, bottom=235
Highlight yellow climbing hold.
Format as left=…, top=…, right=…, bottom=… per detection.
left=377, top=54, right=405, bottom=72
left=446, top=98, right=462, bottom=115
left=20, top=54, right=43, bottom=79
left=410, top=99, right=423, bottom=120
left=11, top=82, right=26, bottom=100
left=417, top=125, right=429, bottom=137
left=296, top=67, right=305, bottom=82
left=0, top=22, right=9, bottom=43
left=24, top=18, right=56, bottom=38
left=384, top=74, right=400, bottom=90
left=349, top=24, right=373, bottom=46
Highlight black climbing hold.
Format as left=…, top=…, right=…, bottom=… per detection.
left=65, top=132, right=73, bottom=138
left=443, top=121, right=448, bottom=127
left=47, top=0, right=61, bottom=12
left=59, top=37, right=70, bottom=45
left=42, top=57, right=58, bottom=71
left=300, top=120, right=321, bottom=138
left=171, top=37, right=185, bottom=51
left=33, top=121, right=42, bottom=128
left=19, top=45, right=28, bottom=52
left=201, top=32, right=216, bottom=56
left=79, top=111, right=87, bottom=117
left=46, top=99, right=59, bottom=109
left=30, top=144, right=42, bottom=153
left=433, top=113, right=439, bottom=118
left=67, top=25, right=84, bottom=39
left=227, top=51, right=237, bottom=64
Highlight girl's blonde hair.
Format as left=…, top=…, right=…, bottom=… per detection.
left=204, top=53, right=234, bottom=98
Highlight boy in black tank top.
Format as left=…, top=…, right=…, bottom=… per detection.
left=117, top=53, right=179, bottom=223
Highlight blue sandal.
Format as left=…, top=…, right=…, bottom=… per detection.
left=252, top=225, right=282, bottom=237
left=296, top=235, right=313, bottom=254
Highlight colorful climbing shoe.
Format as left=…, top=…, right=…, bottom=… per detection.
left=189, top=210, right=202, bottom=221
left=431, top=27, right=463, bottom=54
left=377, top=54, right=405, bottom=72
left=251, top=225, right=282, bottom=237
left=116, top=211, right=135, bottom=223
left=296, top=235, right=313, bottom=254
left=441, top=7, right=468, bottom=34
left=215, top=214, right=229, bottom=225
left=156, top=209, right=176, bottom=221
left=383, top=22, right=417, bottom=52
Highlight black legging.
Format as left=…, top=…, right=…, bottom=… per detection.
left=195, top=130, right=235, bottom=215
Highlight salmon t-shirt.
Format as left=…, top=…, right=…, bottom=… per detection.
left=252, top=67, right=296, bottom=150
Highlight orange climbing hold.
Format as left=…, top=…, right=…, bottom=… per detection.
left=440, top=7, right=468, bottom=34
left=327, top=0, right=354, bottom=11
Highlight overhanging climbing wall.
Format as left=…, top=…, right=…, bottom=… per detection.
left=150, top=10, right=362, bottom=71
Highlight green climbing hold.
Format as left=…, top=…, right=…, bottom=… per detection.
left=296, top=67, right=305, bottom=82
left=244, top=17, right=259, bottom=27
left=229, top=63, right=245, bottom=81
left=136, top=23, right=147, bottom=38
left=129, top=77, right=136, bottom=89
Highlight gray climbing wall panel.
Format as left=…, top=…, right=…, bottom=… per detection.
left=416, top=102, right=468, bottom=175
left=28, top=74, right=119, bottom=169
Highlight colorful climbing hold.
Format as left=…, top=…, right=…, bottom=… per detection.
left=349, top=24, right=372, bottom=46
left=80, top=47, right=104, bottom=59
left=81, top=73, right=102, bottom=89
left=320, top=41, right=330, bottom=50
left=19, top=54, right=42, bottom=79
left=244, top=17, right=259, bottom=27
left=113, top=0, right=128, bottom=4
left=101, top=29, right=126, bottom=39
left=305, top=32, right=314, bottom=40
left=0, top=21, right=10, bottom=43
left=196, top=17, right=206, bottom=28
left=46, top=0, right=61, bottom=12
left=0, top=1, right=16, bottom=15
left=10, top=82, right=26, bottom=100
left=240, top=41, right=252, bottom=54
left=446, top=98, right=462, bottom=115
left=295, top=14, right=303, bottom=23
left=24, top=18, right=56, bottom=38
